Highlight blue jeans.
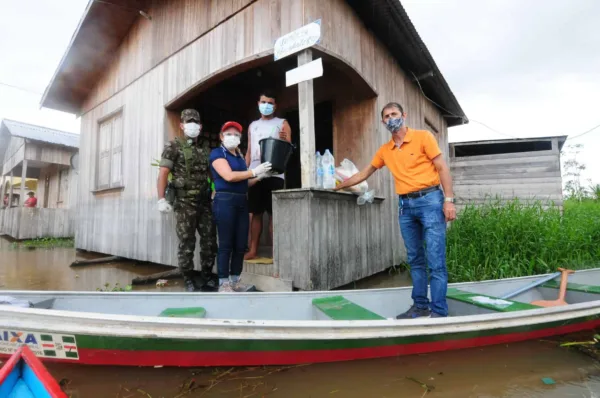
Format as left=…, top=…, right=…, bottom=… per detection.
left=399, top=189, right=448, bottom=316
left=213, top=192, right=249, bottom=279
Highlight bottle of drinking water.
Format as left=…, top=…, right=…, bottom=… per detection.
left=315, top=151, right=324, bottom=188
left=322, top=149, right=336, bottom=189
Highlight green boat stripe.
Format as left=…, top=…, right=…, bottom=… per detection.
left=74, top=314, right=600, bottom=352
left=542, top=280, right=600, bottom=294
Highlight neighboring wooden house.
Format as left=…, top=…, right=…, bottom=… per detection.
left=0, top=119, right=79, bottom=239
left=450, top=136, right=566, bottom=209
left=40, top=0, right=466, bottom=290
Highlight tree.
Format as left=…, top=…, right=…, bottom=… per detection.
left=562, top=144, right=587, bottom=200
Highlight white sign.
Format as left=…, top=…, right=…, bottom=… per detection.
left=286, top=58, right=324, bottom=87
left=274, top=20, right=321, bottom=61
left=0, top=330, right=79, bottom=360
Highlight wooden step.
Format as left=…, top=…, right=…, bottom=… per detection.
left=542, top=280, right=600, bottom=294
left=159, top=307, right=206, bottom=318
left=447, top=288, right=540, bottom=312
left=312, top=296, right=385, bottom=320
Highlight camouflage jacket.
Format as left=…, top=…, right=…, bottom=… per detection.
left=159, top=137, right=211, bottom=192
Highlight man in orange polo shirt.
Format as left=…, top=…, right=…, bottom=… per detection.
left=335, top=102, right=456, bottom=319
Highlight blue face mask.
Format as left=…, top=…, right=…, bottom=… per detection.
left=385, top=117, right=404, bottom=133
left=259, top=103, right=275, bottom=116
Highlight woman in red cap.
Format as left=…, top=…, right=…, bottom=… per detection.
left=209, top=121, right=272, bottom=292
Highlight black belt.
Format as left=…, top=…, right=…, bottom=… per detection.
left=399, top=185, right=440, bottom=199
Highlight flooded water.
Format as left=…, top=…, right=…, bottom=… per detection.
left=1, top=237, right=600, bottom=397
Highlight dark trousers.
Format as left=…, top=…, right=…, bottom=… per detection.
left=212, top=192, right=249, bottom=279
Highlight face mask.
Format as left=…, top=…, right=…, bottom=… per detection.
left=259, top=103, right=275, bottom=116
left=385, top=117, right=404, bottom=133
left=223, top=135, right=241, bottom=150
left=183, top=122, right=201, bottom=138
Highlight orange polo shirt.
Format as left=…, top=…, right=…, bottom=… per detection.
left=371, top=128, right=442, bottom=195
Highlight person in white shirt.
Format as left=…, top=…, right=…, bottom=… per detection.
left=244, top=90, right=292, bottom=259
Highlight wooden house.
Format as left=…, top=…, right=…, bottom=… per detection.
left=41, top=0, right=466, bottom=290
left=0, top=119, right=79, bottom=239
left=450, top=136, right=566, bottom=209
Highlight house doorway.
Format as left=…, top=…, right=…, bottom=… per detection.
left=165, top=50, right=376, bottom=256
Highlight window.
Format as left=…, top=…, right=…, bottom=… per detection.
left=97, top=112, right=123, bottom=190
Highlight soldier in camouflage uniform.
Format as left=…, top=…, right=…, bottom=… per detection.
left=157, top=109, right=218, bottom=292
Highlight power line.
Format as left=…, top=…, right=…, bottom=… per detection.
left=0, top=82, right=42, bottom=96
left=409, top=71, right=517, bottom=139
left=567, top=122, right=600, bottom=141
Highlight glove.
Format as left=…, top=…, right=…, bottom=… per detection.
left=257, top=171, right=275, bottom=181
left=251, top=162, right=272, bottom=178
left=157, top=198, right=173, bottom=213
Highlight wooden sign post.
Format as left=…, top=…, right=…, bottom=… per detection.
left=274, top=20, right=322, bottom=188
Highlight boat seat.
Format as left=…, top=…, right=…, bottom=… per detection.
left=159, top=307, right=206, bottom=318
left=541, top=280, right=600, bottom=294
left=312, top=296, right=385, bottom=320
left=447, top=288, right=540, bottom=312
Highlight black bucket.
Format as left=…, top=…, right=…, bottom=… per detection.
left=259, top=137, right=294, bottom=174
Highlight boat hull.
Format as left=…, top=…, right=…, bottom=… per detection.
left=1, top=312, right=599, bottom=367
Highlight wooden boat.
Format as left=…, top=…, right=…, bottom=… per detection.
left=0, top=345, right=66, bottom=397
left=1, top=268, right=600, bottom=367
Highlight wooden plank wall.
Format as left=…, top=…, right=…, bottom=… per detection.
left=82, top=0, right=254, bottom=114
left=450, top=138, right=563, bottom=208
left=38, top=165, right=74, bottom=209
left=24, top=143, right=72, bottom=166
left=2, top=139, right=24, bottom=175
left=77, top=0, right=449, bottom=269
left=273, top=189, right=387, bottom=290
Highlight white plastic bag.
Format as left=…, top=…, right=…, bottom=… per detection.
left=357, top=190, right=375, bottom=205
left=334, top=159, right=375, bottom=204
left=334, top=159, right=368, bottom=193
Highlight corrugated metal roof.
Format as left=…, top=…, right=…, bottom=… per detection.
left=0, top=119, right=79, bottom=148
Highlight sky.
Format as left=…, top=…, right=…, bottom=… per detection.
left=0, top=0, right=598, bottom=184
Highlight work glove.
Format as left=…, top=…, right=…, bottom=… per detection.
left=157, top=198, right=173, bottom=213
left=257, top=171, right=276, bottom=181
left=251, top=162, right=272, bottom=178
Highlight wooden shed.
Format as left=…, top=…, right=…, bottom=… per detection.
left=41, top=0, right=466, bottom=290
left=450, top=136, right=566, bottom=209
left=0, top=119, right=79, bottom=239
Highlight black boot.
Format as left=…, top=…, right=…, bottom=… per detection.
left=183, top=274, right=200, bottom=292
left=199, top=271, right=219, bottom=292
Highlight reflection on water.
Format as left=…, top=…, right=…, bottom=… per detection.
left=1, top=237, right=600, bottom=397
left=0, top=238, right=173, bottom=292
left=50, top=341, right=600, bottom=398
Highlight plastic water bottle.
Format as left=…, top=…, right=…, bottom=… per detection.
left=315, top=151, right=323, bottom=188
left=322, top=149, right=336, bottom=189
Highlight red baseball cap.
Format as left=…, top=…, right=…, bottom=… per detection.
left=220, top=121, right=243, bottom=133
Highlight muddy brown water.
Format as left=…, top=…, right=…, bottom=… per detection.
left=1, top=238, right=600, bottom=397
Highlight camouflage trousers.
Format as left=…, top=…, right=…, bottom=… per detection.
left=174, top=197, right=217, bottom=275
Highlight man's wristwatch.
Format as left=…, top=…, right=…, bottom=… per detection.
left=444, top=197, right=455, bottom=204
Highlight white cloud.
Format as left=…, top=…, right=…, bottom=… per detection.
left=403, top=0, right=600, bottom=184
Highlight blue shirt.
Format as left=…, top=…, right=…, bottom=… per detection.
left=210, top=147, right=248, bottom=194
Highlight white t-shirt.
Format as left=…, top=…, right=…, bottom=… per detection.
left=249, top=117, right=286, bottom=179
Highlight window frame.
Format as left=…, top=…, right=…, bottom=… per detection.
left=95, top=109, right=125, bottom=193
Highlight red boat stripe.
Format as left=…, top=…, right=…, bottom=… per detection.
left=2, top=319, right=598, bottom=367
left=73, top=318, right=600, bottom=366
left=42, top=344, right=54, bottom=348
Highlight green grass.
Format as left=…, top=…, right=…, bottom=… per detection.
left=446, top=198, right=600, bottom=282
left=11, top=237, right=75, bottom=249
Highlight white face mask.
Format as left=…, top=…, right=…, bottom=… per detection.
left=223, top=135, right=241, bottom=150
left=183, top=122, right=201, bottom=138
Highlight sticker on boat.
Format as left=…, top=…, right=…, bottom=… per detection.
left=0, top=330, right=79, bottom=360
left=471, top=296, right=513, bottom=309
